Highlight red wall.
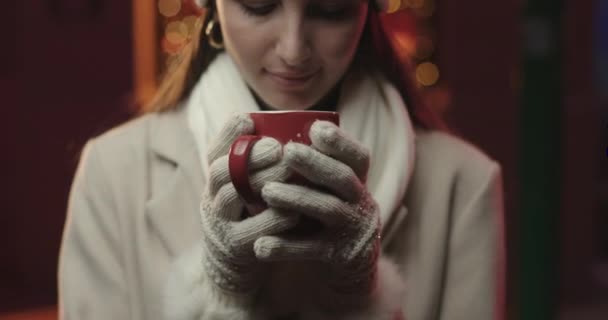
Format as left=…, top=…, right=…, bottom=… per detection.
left=436, top=0, right=604, bottom=314
left=435, top=0, right=520, bottom=315
left=1, top=0, right=133, bottom=311
left=560, top=0, right=602, bottom=304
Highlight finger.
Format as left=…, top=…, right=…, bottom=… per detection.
left=283, top=143, right=364, bottom=202
left=207, top=113, right=254, bottom=164
left=230, top=208, right=300, bottom=248
left=261, top=182, right=353, bottom=226
left=208, top=156, right=230, bottom=197
left=212, top=183, right=244, bottom=221
left=247, top=137, right=283, bottom=170
left=208, top=137, right=283, bottom=195
left=249, top=162, right=292, bottom=192
left=309, top=120, right=370, bottom=182
left=254, top=235, right=334, bottom=262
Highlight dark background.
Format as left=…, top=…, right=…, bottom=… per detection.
left=1, top=0, right=606, bottom=319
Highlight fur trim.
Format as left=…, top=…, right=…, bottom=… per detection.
left=163, top=245, right=262, bottom=320
left=165, top=247, right=405, bottom=320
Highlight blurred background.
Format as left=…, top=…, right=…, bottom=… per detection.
left=0, top=0, right=606, bottom=319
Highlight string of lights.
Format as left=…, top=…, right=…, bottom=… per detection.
left=158, top=0, right=203, bottom=68
left=386, top=0, right=451, bottom=115
left=407, top=0, right=440, bottom=87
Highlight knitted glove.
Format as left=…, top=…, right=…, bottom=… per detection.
left=200, top=114, right=298, bottom=307
left=254, top=120, right=383, bottom=312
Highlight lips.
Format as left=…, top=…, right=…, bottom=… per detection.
left=268, top=71, right=317, bottom=80
left=265, top=69, right=319, bottom=90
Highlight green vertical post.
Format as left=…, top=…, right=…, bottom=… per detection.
left=520, top=0, right=562, bottom=319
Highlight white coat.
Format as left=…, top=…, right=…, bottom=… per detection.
left=58, top=107, right=505, bottom=319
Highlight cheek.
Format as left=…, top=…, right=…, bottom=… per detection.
left=316, top=25, right=364, bottom=72
left=222, top=22, right=265, bottom=64
left=315, top=15, right=367, bottom=71
left=219, top=11, right=274, bottom=73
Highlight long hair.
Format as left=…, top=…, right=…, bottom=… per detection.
left=142, top=1, right=446, bottom=131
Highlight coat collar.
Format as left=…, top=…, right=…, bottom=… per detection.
left=145, top=107, right=204, bottom=256
left=149, top=107, right=199, bottom=172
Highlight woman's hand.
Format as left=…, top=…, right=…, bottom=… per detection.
left=254, top=120, right=381, bottom=309
left=200, top=114, right=298, bottom=302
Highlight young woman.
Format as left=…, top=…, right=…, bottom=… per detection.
left=58, top=0, right=505, bottom=319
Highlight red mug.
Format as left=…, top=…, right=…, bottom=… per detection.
left=228, top=111, right=340, bottom=214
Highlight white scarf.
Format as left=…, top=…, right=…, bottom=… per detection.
left=186, top=53, right=415, bottom=243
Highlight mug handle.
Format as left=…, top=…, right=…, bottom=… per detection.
left=228, top=135, right=265, bottom=210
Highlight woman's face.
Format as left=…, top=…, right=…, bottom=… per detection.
left=216, top=0, right=369, bottom=110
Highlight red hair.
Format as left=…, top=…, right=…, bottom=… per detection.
left=144, top=2, right=447, bottom=131
left=365, top=10, right=447, bottom=130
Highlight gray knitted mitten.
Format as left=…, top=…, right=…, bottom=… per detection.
left=254, top=120, right=382, bottom=310
left=200, top=114, right=298, bottom=305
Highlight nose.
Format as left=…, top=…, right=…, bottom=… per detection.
left=275, top=20, right=312, bottom=67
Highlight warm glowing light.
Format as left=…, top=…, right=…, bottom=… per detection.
left=387, top=0, right=404, bottom=13
left=183, top=15, right=203, bottom=36
left=406, top=0, right=426, bottom=10
left=165, top=21, right=188, bottom=45
left=162, top=35, right=186, bottom=55
left=416, top=62, right=440, bottom=86
left=159, top=0, right=182, bottom=18
left=392, top=32, right=417, bottom=59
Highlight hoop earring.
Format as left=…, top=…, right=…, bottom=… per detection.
left=205, top=19, right=224, bottom=49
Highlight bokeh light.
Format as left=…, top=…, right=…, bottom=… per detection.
left=406, top=0, right=427, bottom=10
left=165, top=20, right=188, bottom=46
left=183, top=15, right=203, bottom=37
left=392, top=32, right=418, bottom=60
left=387, top=0, right=405, bottom=13
left=162, top=35, right=186, bottom=55
left=159, top=0, right=182, bottom=18
left=159, top=1, right=205, bottom=56
left=416, top=62, right=440, bottom=86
